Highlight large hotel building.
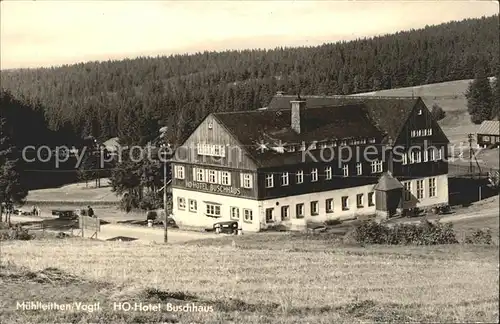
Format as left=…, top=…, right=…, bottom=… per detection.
left=170, top=94, right=449, bottom=232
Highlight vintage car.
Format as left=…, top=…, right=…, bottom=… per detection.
left=213, top=221, right=239, bottom=234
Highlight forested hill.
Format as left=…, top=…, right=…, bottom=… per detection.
left=1, top=15, right=498, bottom=146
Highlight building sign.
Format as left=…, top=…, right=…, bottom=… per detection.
left=186, top=181, right=241, bottom=195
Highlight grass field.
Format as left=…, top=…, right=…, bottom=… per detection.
left=1, top=229, right=499, bottom=323
left=26, top=178, right=121, bottom=204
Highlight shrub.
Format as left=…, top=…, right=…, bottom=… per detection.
left=0, top=224, right=34, bottom=241
left=431, top=103, right=446, bottom=121
left=346, top=220, right=458, bottom=245
left=465, top=229, right=492, bottom=245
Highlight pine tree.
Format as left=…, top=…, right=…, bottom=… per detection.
left=0, top=117, right=28, bottom=223
left=491, top=71, right=500, bottom=120
left=465, top=66, right=493, bottom=124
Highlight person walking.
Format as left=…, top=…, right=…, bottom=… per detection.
left=87, top=205, right=95, bottom=218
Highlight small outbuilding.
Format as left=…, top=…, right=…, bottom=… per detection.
left=476, top=120, right=499, bottom=148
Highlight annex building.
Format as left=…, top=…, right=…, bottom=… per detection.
left=170, top=93, right=450, bottom=232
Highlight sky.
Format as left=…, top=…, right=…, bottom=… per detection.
left=1, top=0, right=498, bottom=69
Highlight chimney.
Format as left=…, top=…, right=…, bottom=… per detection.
left=290, top=97, right=306, bottom=134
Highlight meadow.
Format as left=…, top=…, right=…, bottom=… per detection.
left=1, top=233, right=498, bottom=324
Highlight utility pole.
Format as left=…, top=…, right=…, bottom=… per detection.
left=159, top=126, right=169, bottom=244
left=467, top=133, right=473, bottom=175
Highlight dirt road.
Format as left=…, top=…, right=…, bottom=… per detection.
left=7, top=214, right=218, bottom=244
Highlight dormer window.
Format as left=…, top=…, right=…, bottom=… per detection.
left=340, top=140, right=347, bottom=146
left=288, top=145, right=296, bottom=152
left=309, top=142, right=317, bottom=150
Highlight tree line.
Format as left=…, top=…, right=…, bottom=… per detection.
left=1, top=15, right=498, bottom=147
left=1, top=15, right=499, bottom=211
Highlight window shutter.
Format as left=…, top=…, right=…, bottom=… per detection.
left=217, top=171, right=222, bottom=184
left=192, top=167, right=197, bottom=181
left=240, top=173, right=244, bottom=187
left=226, top=172, right=231, bottom=186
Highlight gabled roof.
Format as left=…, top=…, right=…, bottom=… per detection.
left=213, top=104, right=385, bottom=167
left=374, top=172, right=404, bottom=191
left=477, top=120, right=499, bottom=136
left=267, top=95, right=421, bottom=142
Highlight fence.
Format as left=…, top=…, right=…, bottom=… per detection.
left=448, top=163, right=499, bottom=179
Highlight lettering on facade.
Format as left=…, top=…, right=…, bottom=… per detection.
left=186, top=181, right=241, bottom=195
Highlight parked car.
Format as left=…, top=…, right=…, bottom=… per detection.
left=213, top=221, right=239, bottom=234
left=146, top=209, right=176, bottom=227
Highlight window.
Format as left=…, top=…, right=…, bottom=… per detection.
left=265, top=208, right=274, bottom=223
left=310, top=201, right=319, bottom=216
left=411, top=130, right=416, bottom=137
left=402, top=153, right=408, bottom=165
left=178, top=197, right=186, bottom=210
left=230, top=207, right=239, bottom=220
left=309, top=142, right=317, bottom=150
left=428, top=178, right=437, bottom=197
left=403, top=181, right=412, bottom=201
left=281, top=206, right=289, bottom=221
left=265, top=174, right=274, bottom=188
left=356, top=194, right=364, bottom=208
left=424, top=149, right=429, bottom=162
left=174, top=165, right=185, bottom=179
left=221, top=171, right=231, bottom=185
left=340, top=140, right=347, bottom=146
left=368, top=192, right=375, bottom=207
left=416, top=150, right=422, bottom=163
left=429, top=148, right=436, bottom=161
left=243, top=209, right=253, bottom=222
left=311, top=168, right=318, bottom=182
left=342, top=164, right=349, bottom=177
left=208, top=170, right=217, bottom=183
left=410, top=151, right=417, bottom=164
left=325, top=166, right=332, bottom=180
left=197, top=144, right=225, bottom=157
left=356, top=163, right=362, bottom=175
left=188, top=199, right=197, bottom=212
left=437, top=147, right=443, bottom=160
left=195, top=168, right=205, bottom=182
left=296, top=170, right=304, bottom=184
left=417, top=130, right=422, bottom=137
left=242, top=173, right=253, bottom=188
left=288, top=146, right=296, bottom=152
left=341, top=196, right=349, bottom=211
left=296, top=203, right=304, bottom=219
left=416, top=180, right=424, bottom=199
left=281, top=172, right=289, bottom=186
left=206, top=203, right=221, bottom=217
left=371, top=160, right=383, bottom=173
left=325, top=199, right=334, bottom=213
left=428, top=128, right=433, bottom=135
left=418, top=109, right=423, bottom=115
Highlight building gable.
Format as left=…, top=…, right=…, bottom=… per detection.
left=394, top=98, right=449, bottom=147
left=173, top=114, right=258, bottom=170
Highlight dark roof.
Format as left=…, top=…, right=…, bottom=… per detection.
left=267, top=95, right=420, bottom=142
left=213, top=104, right=385, bottom=167
left=374, top=172, right=404, bottom=191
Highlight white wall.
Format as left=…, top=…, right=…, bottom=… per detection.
left=260, top=183, right=378, bottom=227
left=172, top=188, right=260, bottom=232
left=401, top=174, right=448, bottom=209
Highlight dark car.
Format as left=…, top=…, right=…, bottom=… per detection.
left=213, top=221, right=239, bottom=234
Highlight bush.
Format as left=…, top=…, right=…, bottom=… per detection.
left=0, top=224, right=34, bottom=241
left=465, top=229, right=492, bottom=245
left=431, top=103, right=446, bottom=121
left=346, top=220, right=458, bottom=245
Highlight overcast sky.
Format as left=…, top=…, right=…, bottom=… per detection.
left=1, top=1, right=498, bottom=69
